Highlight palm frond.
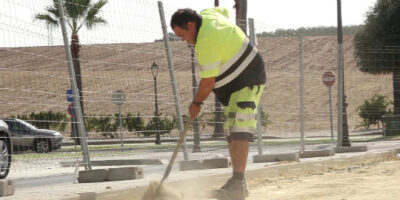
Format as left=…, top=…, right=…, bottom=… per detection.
left=46, top=6, right=60, bottom=19
left=85, top=17, right=106, bottom=29
left=85, top=0, right=108, bottom=29
left=65, top=0, right=91, bottom=19
left=34, top=14, right=59, bottom=27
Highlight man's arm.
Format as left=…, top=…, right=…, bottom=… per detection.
left=189, top=77, right=216, bottom=120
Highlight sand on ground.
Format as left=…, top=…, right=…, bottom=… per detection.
left=176, top=156, right=400, bottom=200
left=247, top=158, right=400, bottom=200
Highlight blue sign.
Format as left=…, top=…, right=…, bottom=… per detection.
left=67, top=89, right=73, bottom=102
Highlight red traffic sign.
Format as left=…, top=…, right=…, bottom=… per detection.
left=67, top=103, right=75, bottom=117
left=322, top=71, right=335, bottom=87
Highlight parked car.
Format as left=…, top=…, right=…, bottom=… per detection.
left=0, top=119, right=12, bottom=179
left=2, top=118, right=63, bottom=153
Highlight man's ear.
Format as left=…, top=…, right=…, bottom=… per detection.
left=187, top=21, right=197, bottom=32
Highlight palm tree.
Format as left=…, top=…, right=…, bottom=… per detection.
left=212, top=0, right=224, bottom=138
left=35, top=0, right=107, bottom=143
left=234, top=0, right=247, bottom=33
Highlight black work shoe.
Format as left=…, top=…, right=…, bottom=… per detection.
left=244, top=178, right=249, bottom=197
left=213, top=178, right=246, bottom=200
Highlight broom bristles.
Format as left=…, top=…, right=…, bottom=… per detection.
left=141, top=181, right=182, bottom=200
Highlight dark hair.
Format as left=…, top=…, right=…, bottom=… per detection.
left=170, top=8, right=201, bottom=29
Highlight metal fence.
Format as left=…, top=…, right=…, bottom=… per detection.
left=0, top=0, right=393, bottom=181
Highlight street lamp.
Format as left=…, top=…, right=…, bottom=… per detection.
left=336, top=0, right=350, bottom=147
left=151, top=62, right=161, bottom=145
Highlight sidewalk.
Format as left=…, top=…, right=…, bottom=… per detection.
left=5, top=138, right=400, bottom=200
left=61, top=129, right=384, bottom=146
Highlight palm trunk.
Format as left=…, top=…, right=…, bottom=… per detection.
left=235, top=0, right=247, bottom=34
left=212, top=0, right=224, bottom=138
left=70, top=33, right=85, bottom=143
left=393, top=70, right=400, bottom=114
left=212, top=98, right=224, bottom=137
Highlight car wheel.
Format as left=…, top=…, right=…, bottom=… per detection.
left=0, top=139, right=11, bottom=179
left=35, top=139, right=51, bottom=153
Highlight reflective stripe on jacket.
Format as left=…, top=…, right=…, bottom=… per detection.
left=196, top=8, right=266, bottom=106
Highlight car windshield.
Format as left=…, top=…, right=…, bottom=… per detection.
left=16, top=119, right=37, bottom=130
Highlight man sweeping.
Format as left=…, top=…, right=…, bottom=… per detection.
left=171, top=7, right=266, bottom=200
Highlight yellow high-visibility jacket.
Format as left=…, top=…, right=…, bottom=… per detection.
left=196, top=7, right=266, bottom=105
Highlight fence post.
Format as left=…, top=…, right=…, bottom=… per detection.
left=249, top=18, right=263, bottom=155
left=157, top=1, right=189, bottom=161
left=298, top=34, right=305, bottom=153
left=57, top=0, right=92, bottom=170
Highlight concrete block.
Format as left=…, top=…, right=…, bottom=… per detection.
left=203, top=158, right=231, bottom=169
left=275, top=152, right=299, bottom=162
left=253, top=154, right=276, bottom=163
left=179, top=160, right=204, bottom=171
left=0, top=179, right=15, bottom=197
left=335, top=146, right=368, bottom=153
left=105, top=167, right=143, bottom=181
left=107, top=167, right=143, bottom=181
left=300, top=149, right=335, bottom=158
left=78, top=169, right=108, bottom=183
left=78, top=167, right=144, bottom=183
left=253, top=152, right=299, bottom=163
left=92, top=159, right=162, bottom=166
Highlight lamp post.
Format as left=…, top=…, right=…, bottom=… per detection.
left=336, top=0, right=350, bottom=147
left=151, top=62, right=161, bottom=145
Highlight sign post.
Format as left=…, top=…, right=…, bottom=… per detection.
left=67, top=103, right=75, bottom=117
left=112, top=90, right=126, bottom=147
left=322, top=71, right=336, bottom=143
left=66, top=89, right=73, bottom=102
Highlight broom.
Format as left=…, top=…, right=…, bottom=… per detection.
left=141, top=119, right=192, bottom=200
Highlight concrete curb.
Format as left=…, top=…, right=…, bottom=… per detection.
left=253, top=152, right=299, bottom=163
left=335, top=145, right=368, bottom=153
left=62, top=149, right=400, bottom=200
left=179, top=158, right=231, bottom=171
left=60, top=159, right=163, bottom=167
left=300, top=149, right=335, bottom=158
left=78, top=167, right=143, bottom=183
left=0, top=179, right=15, bottom=197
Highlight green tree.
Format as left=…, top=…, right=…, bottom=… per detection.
left=357, top=94, right=392, bottom=129
left=35, top=0, right=108, bottom=116
left=354, top=0, right=400, bottom=114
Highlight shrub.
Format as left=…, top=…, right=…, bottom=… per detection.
left=143, top=113, right=175, bottom=136
left=12, top=111, right=68, bottom=132
left=260, top=107, right=272, bottom=130
left=125, top=112, right=145, bottom=132
left=357, top=94, right=392, bottom=129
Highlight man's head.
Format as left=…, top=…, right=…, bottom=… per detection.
left=170, top=8, right=201, bottom=45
